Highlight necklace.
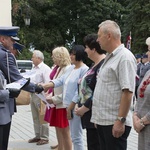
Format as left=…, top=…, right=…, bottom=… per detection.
left=139, top=76, right=150, bottom=98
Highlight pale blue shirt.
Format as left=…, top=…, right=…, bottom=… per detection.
left=52, top=64, right=89, bottom=107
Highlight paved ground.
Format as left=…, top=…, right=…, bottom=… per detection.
left=8, top=105, right=138, bottom=150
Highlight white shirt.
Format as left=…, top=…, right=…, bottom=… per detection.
left=30, top=62, right=51, bottom=84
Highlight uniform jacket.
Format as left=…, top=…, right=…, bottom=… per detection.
left=0, top=44, right=36, bottom=116
left=0, top=70, right=11, bottom=125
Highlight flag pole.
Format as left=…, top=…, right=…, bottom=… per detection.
left=130, top=31, right=131, bottom=50
left=126, top=31, right=132, bottom=50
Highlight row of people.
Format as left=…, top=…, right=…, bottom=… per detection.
left=43, top=45, right=88, bottom=150
left=40, top=20, right=136, bottom=150
left=42, top=35, right=106, bottom=150
left=1, top=20, right=150, bottom=150
left=41, top=21, right=150, bottom=150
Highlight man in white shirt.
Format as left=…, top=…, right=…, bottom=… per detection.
left=91, top=20, right=137, bottom=150
left=28, top=50, right=51, bottom=145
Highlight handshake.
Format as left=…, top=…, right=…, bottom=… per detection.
left=34, top=84, right=44, bottom=94
left=7, top=84, right=44, bottom=98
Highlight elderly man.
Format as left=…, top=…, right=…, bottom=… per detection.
left=28, top=50, right=51, bottom=145
left=91, top=20, right=137, bottom=150
left=0, top=26, right=43, bottom=150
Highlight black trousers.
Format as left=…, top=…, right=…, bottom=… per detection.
left=0, top=122, right=11, bottom=150
left=97, top=125, right=131, bottom=150
left=86, top=128, right=101, bottom=150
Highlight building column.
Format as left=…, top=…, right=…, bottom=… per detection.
left=0, top=0, right=12, bottom=26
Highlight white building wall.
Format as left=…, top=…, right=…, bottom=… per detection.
left=0, top=0, right=12, bottom=26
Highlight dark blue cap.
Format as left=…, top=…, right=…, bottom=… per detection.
left=142, top=54, right=148, bottom=59
left=135, top=54, right=142, bottom=59
left=13, top=42, right=25, bottom=53
left=0, top=26, right=20, bottom=39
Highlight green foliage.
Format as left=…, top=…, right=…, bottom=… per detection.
left=42, top=50, right=53, bottom=67
left=16, top=49, right=32, bottom=60
left=12, top=0, right=149, bottom=60
left=122, top=0, right=150, bottom=53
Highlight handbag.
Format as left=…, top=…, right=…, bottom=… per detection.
left=16, top=90, right=31, bottom=105
left=38, top=101, right=47, bottom=124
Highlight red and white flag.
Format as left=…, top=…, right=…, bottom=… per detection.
left=126, top=31, right=131, bottom=50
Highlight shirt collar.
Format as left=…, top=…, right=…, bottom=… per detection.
left=111, top=44, right=125, bottom=56
left=105, top=44, right=124, bottom=57
left=34, top=61, right=43, bottom=69
left=144, top=62, right=149, bottom=65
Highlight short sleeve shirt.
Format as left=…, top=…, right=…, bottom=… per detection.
left=91, top=44, right=137, bottom=126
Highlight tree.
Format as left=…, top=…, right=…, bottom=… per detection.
left=12, top=0, right=149, bottom=60
left=122, top=0, right=150, bottom=53
left=12, top=0, right=125, bottom=50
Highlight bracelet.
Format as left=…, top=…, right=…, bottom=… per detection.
left=140, top=118, right=145, bottom=127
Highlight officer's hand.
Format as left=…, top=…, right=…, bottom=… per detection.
left=35, top=84, right=44, bottom=94
left=8, top=88, right=21, bottom=98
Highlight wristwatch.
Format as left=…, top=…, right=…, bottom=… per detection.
left=117, top=117, right=126, bottom=123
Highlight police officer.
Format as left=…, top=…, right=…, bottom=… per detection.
left=139, top=54, right=150, bottom=84
left=0, top=26, right=43, bottom=150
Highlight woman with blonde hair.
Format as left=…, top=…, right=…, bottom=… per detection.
left=42, top=45, right=89, bottom=150
left=45, top=46, right=72, bottom=150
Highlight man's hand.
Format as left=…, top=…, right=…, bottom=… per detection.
left=8, top=88, right=21, bottom=98
left=112, top=121, right=125, bottom=138
left=35, top=84, right=44, bottom=94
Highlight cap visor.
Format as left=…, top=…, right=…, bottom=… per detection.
left=11, top=36, right=20, bottom=41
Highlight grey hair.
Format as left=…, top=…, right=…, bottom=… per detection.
left=146, top=37, right=150, bottom=46
left=98, top=20, right=121, bottom=40
left=33, top=50, right=44, bottom=61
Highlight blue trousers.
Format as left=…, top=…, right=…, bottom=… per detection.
left=69, top=112, right=84, bottom=150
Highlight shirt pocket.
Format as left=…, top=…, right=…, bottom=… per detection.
left=100, top=65, right=118, bottom=83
